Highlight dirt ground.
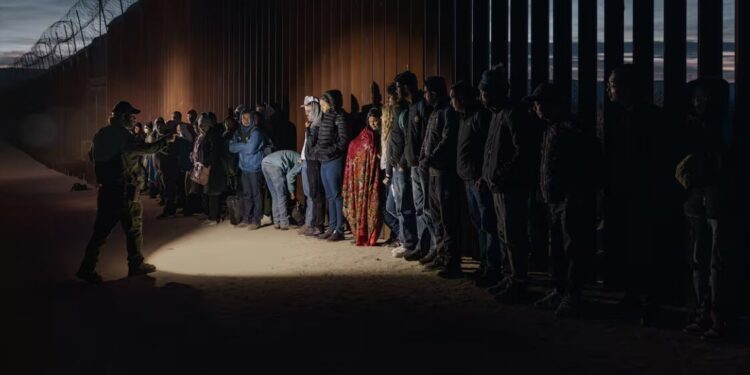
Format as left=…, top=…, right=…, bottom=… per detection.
left=1, top=141, right=748, bottom=375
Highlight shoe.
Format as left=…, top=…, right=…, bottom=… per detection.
left=437, top=264, right=464, bottom=279
left=555, top=296, right=580, bottom=319
left=387, top=240, right=402, bottom=249
left=475, top=273, right=503, bottom=288
left=76, top=269, right=103, bottom=284
left=247, top=223, right=260, bottom=230
left=202, top=219, right=219, bottom=226
left=297, top=224, right=309, bottom=234
left=494, top=281, right=527, bottom=304
left=305, top=227, right=322, bottom=237
left=534, top=290, right=562, bottom=310
left=702, top=327, right=726, bottom=341
left=487, top=276, right=512, bottom=294
left=404, top=249, right=428, bottom=262
left=128, top=263, right=156, bottom=277
left=274, top=223, right=281, bottom=229
left=327, top=231, right=345, bottom=242
left=279, top=225, right=289, bottom=231
left=423, top=258, right=446, bottom=272
left=318, top=231, right=334, bottom=240
left=418, top=250, right=438, bottom=265
left=391, top=246, right=408, bottom=258
left=236, top=221, right=249, bottom=228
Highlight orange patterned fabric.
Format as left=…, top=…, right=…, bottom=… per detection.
left=343, top=126, right=382, bottom=246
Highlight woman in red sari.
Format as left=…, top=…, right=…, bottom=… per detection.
left=343, top=108, right=383, bottom=246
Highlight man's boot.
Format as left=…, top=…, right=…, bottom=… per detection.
left=128, top=262, right=157, bottom=277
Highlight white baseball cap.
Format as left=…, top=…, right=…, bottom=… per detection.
left=300, top=96, right=319, bottom=108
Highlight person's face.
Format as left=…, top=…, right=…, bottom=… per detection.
left=533, top=99, right=562, bottom=122
left=188, top=113, right=197, bottom=123
left=693, top=88, right=709, bottom=115
left=144, top=126, right=152, bottom=134
left=320, top=99, right=331, bottom=113
left=387, top=94, right=397, bottom=107
left=123, top=113, right=136, bottom=128
left=480, top=89, right=495, bottom=109
left=256, top=105, right=265, bottom=113
left=368, top=116, right=381, bottom=131
left=304, top=105, right=313, bottom=121
left=199, top=122, right=210, bottom=134
left=423, top=86, right=435, bottom=106
left=607, top=72, right=632, bottom=105
left=396, top=82, right=410, bottom=101
left=450, top=89, right=465, bottom=113
left=241, top=112, right=252, bottom=126
left=173, top=112, right=181, bottom=122
left=133, top=126, right=141, bottom=134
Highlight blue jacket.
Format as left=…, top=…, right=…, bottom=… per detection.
left=229, top=124, right=265, bottom=172
left=262, top=150, right=303, bottom=194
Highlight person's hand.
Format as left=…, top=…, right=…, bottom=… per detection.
left=305, top=121, right=312, bottom=129
left=166, top=132, right=179, bottom=143
left=382, top=176, right=390, bottom=186
left=474, top=179, right=483, bottom=189
left=290, top=192, right=296, bottom=200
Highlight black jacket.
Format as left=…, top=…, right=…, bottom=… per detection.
left=482, top=105, right=542, bottom=192
left=310, top=109, right=349, bottom=162
left=419, top=99, right=459, bottom=175
left=456, top=105, right=492, bottom=181
left=386, top=101, right=409, bottom=169
left=200, top=126, right=232, bottom=196
left=539, top=116, right=603, bottom=204
left=404, top=94, right=431, bottom=167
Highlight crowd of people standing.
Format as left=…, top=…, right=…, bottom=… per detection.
left=81, top=63, right=747, bottom=342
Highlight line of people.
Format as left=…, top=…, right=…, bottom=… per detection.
left=84, top=63, right=746, bottom=342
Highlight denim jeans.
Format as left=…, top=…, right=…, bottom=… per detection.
left=261, top=163, right=290, bottom=227
left=411, top=166, right=434, bottom=252
left=465, top=181, right=502, bottom=274
left=240, top=170, right=264, bottom=225
left=321, top=157, right=344, bottom=233
left=383, top=179, right=400, bottom=240
left=392, top=168, right=417, bottom=250
left=301, top=161, right=313, bottom=226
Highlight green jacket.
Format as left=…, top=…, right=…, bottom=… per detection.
left=90, top=124, right=169, bottom=189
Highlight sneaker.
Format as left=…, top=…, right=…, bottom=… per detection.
left=297, top=224, right=309, bottom=234
left=684, top=318, right=711, bottom=335
left=555, top=296, right=580, bottom=319
left=279, top=225, right=289, bottom=231
left=391, top=246, right=408, bottom=258
left=236, top=221, right=249, bottom=228
left=494, top=281, right=527, bottom=304
left=128, top=262, right=156, bottom=277
left=76, top=269, right=103, bottom=284
left=247, top=223, right=260, bottom=230
left=202, top=219, right=219, bottom=226
left=702, top=327, right=726, bottom=341
left=534, top=290, right=563, bottom=310
left=274, top=223, right=281, bottom=229
left=327, top=231, right=345, bottom=242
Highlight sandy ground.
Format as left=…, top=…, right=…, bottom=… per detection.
left=1, top=141, right=749, bottom=375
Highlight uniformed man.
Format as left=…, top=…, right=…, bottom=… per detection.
left=77, top=101, right=176, bottom=284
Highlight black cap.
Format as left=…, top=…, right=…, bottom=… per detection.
left=523, top=83, right=561, bottom=103
left=111, top=101, right=141, bottom=115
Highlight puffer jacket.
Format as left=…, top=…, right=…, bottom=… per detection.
left=310, top=90, right=349, bottom=161
left=229, top=124, right=265, bottom=173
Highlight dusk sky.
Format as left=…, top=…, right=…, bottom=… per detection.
left=0, top=0, right=738, bottom=68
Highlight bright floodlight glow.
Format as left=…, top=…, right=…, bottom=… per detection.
left=146, top=224, right=415, bottom=278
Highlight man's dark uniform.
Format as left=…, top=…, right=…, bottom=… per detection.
left=78, top=102, right=169, bottom=281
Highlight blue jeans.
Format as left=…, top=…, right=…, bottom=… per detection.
left=240, top=170, right=264, bottom=225
left=301, top=161, right=313, bottom=226
left=411, top=167, right=434, bottom=252
left=383, top=179, right=400, bottom=240
left=392, top=168, right=418, bottom=250
left=465, top=181, right=502, bottom=274
left=261, top=163, right=289, bottom=227
left=321, top=157, right=344, bottom=233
